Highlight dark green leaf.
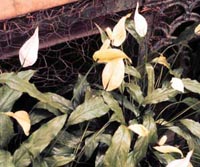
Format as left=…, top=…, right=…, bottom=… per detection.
left=144, top=87, right=178, bottom=104
left=145, top=63, right=155, bottom=95
left=0, top=73, right=69, bottom=113
left=180, top=119, right=200, bottom=138
left=0, top=86, right=22, bottom=112
left=32, top=157, right=48, bottom=167
left=67, top=96, right=109, bottom=126
left=125, top=65, right=141, bottom=79
left=73, top=74, right=89, bottom=107
left=30, top=108, right=54, bottom=125
left=13, top=114, right=67, bottom=167
left=0, top=70, right=34, bottom=112
left=104, top=125, right=131, bottom=167
left=56, top=131, right=81, bottom=149
left=102, top=91, right=125, bottom=124
left=125, top=19, right=142, bottom=44
left=153, top=151, right=175, bottom=165
left=85, top=133, right=111, bottom=159
left=167, top=126, right=199, bottom=152
left=45, top=155, right=75, bottom=167
left=127, top=112, right=157, bottom=166
left=182, top=97, right=200, bottom=110
left=182, top=78, right=200, bottom=94
left=0, top=113, right=14, bottom=148
left=126, top=82, right=144, bottom=105
left=0, top=150, right=15, bottom=167
left=174, top=22, right=199, bottom=44
left=113, top=93, right=139, bottom=117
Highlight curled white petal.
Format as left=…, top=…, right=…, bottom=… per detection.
left=170, top=77, right=184, bottom=93
left=166, top=150, right=193, bottom=167
left=134, top=2, right=148, bottom=37
left=158, top=135, right=168, bottom=146
left=19, top=26, right=39, bottom=67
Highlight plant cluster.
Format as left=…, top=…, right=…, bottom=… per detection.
left=0, top=2, right=200, bottom=167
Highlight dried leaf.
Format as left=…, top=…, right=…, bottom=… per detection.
left=102, top=59, right=124, bottom=91
left=128, top=124, right=149, bottom=136
left=112, top=13, right=131, bottom=46
left=154, top=145, right=183, bottom=157
left=158, top=135, right=167, bottom=146
left=152, top=54, right=170, bottom=69
left=166, top=150, right=193, bottom=167
left=5, top=111, right=31, bottom=136
left=19, top=27, right=39, bottom=67
left=134, top=2, right=148, bottom=37
left=93, top=48, right=131, bottom=63
left=170, top=77, right=184, bottom=93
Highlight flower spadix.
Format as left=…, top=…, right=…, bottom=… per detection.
left=134, top=2, right=148, bottom=37
left=93, top=48, right=131, bottom=91
left=105, top=13, right=131, bottom=47
left=19, top=26, right=39, bottom=67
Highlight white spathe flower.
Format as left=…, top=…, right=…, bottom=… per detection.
left=19, top=26, right=39, bottom=67
left=194, top=24, right=200, bottom=36
left=134, top=2, right=148, bottom=37
left=166, top=150, right=193, bottom=167
left=170, top=77, right=184, bottom=93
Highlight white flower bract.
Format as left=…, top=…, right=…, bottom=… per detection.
left=134, top=2, right=148, bottom=37
left=170, top=77, right=184, bottom=93
left=19, top=26, right=39, bottom=67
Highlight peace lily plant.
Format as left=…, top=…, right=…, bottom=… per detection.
left=0, top=2, right=200, bottom=167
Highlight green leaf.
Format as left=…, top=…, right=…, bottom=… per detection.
left=143, top=112, right=157, bottom=144
left=73, top=74, right=89, bottom=107
left=174, top=22, right=199, bottom=44
left=180, top=119, right=200, bottom=138
left=95, top=152, right=104, bottom=167
left=182, top=97, right=200, bottom=110
left=32, top=157, right=48, bottom=167
left=30, top=108, right=54, bottom=125
left=102, top=91, right=125, bottom=124
left=56, top=131, right=81, bottom=149
left=0, top=150, right=15, bottom=167
left=0, top=113, right=14, bottom=148
left=104, top=125, right=131, bottom=167
left=95, top=23, right=108, bottom=43
left=125, top=19, right=142, bottom=44
left=153, top=151, right=175, bottom=165
left=126, top=82, right=144, bottom=105
left=113, top=93, right=139, bottom=117
left=145, top=63, right=155, bottom=95
left=167, top=126, right=198, bottom=151
left=45, top=155, right=75, bottom=167
left=182, top=78, right=200, bottom=94
left=144, top=87, right=178, bottom=104
left=0, top=72, right=69, bottom=113
left=67, top=96, right=109, bottom=126
left=85, top=133, right=111, bottom=159
left=127, top=112, right=157, bottom=166
left=125, top=65, right=141, bottom=79
left=0, top=70, right=34, bottom=112
left=13, top=114, right=67, bottom=167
